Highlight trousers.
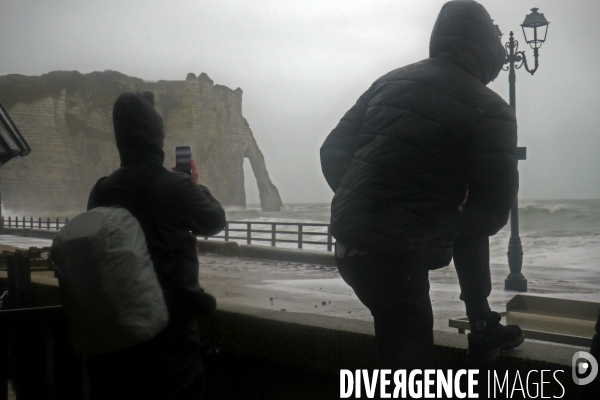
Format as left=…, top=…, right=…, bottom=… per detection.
left=336, top=230, right=495, bottom=369
left=453, top=230, right=493, bottom=327
left=337, top=252, right=434, bottom=370
left=88, top=320, right=204, bottom=400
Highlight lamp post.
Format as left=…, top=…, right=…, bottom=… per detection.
left=501, top=8, right=550, bottom=292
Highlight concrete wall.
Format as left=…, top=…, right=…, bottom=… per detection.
left=0, top=269, right=587, bottom=399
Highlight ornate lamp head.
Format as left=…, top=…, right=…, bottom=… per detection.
left=521, top=8, right=550, bottom=49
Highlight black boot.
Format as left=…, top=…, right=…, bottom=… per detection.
left=467, top=311, right=524, bottom=364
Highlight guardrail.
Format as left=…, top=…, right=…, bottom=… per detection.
left=206, top=221, right=333, bottom=251
left=2, top=216, right=68, bottom=230
left=1, top=218, right=334, bottom=251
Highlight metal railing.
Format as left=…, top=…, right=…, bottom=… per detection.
left=1, top=218, right=334, bottom=251
left=204, top=221, right=333, bottom=252
left=2, top=217, right=68, bottom=230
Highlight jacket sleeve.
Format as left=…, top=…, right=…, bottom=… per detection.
left=320, top=91, right=369, bottom=192
left=177, top=179, right=226, bottom=236
left=460, top=110, right=519, bottom=236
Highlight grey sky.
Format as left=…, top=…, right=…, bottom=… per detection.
left=1, top=0, right=599, bottom=203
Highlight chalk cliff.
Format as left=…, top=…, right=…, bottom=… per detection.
left=0, top=70, right=283, bottom=216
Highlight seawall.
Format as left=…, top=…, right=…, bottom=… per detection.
left=0, top=228, right=588, bottom=398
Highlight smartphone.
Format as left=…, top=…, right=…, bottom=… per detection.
left=175, top=146, right=192, bottom=175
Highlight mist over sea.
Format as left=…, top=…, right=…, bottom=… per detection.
left=226, top=200, right=600, bottom=271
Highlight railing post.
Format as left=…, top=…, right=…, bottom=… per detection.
left=298, top=224, right=303, bottom=249
left=47, top=218, right=50, bottom=230
left=327, top=225, right=333, bottom=252
left=7, top=253, right=33, bottom=309
left=271, top=224, right=276, bottom=247
left=7, top=216, right=9, bottom=228
left=30, top=217, right=33, bottom=229
left=56, top=218, right=59, bottom=230
left=247, top=223, right=251, bottom=245
left=225, top=222, right=229, bottom=242
left=38, top=217, right=41, bottom=229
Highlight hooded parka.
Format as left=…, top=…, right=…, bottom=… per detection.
left=86, top=92, right=226, bottom=399
left=320, top=0, right=518, bottom=267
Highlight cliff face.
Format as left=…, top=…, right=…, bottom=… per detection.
left=0, top=71, right=282, bottom=216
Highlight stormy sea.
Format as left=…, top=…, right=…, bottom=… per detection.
left=2, top=200, right=597, bottom=331
left=225, top=199, right=600, bottom=272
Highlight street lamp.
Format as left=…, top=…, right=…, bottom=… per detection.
left=502, top=8, right=550, bottom=292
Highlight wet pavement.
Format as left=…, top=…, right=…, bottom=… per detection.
left=3, top=234, right=598, bottom=333
left=197, top=253, right=600, bottom=333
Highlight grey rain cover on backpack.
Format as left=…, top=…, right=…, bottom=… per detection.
left=51, top=206, right=169, bottom=355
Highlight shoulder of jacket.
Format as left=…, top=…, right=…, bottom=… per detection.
left=475, top=88, right=516, bottom=123
left=372, top=60, right=429, bottom=86
left=152, top=170, right=199, bottom=193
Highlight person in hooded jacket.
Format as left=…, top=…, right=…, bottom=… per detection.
left=86, top=92, right=226, bottom=399
left=321, top=0, right=523, bottom=368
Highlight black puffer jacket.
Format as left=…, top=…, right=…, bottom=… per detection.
left=86, top=92, right=226, bottom=398
left=320, top=0, right=517, bottom=267
left=88, top=92, right=226, bottom=320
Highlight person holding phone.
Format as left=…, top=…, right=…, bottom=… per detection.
left=87, top=92, right=226, bottom=399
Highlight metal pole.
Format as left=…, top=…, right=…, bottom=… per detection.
left=271, top=224, right=276, bottom=247
left=505, top=32, right=527, bottom=292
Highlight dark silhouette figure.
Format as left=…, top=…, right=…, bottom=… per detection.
left=321, top=0, right=523, bottom=369
left=86, top=92, right=225, bottom=399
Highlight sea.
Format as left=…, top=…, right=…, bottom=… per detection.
left=2, top=199, right=598, bottom=329
left=4, top=199, right=600, bottom=271
left=225, top=199, right=600, bottom=271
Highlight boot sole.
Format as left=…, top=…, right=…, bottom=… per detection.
left=501, top=332, right=525, bottom=351
left=467, top=333, right=525, bottom=364
left=466, top=347, right=501, bottom=364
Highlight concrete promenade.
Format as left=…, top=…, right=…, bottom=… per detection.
left=1, top=232, right=598, bottom=333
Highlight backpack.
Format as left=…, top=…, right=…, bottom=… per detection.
left=51, top=171, right=168, bottom=356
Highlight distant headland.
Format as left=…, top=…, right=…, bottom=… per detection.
left=0, top=70, right=283, bottom=216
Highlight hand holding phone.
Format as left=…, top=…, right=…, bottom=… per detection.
left=175, top=146, right=192, bottom=175
left=173, top=146, right=199, bottom=184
